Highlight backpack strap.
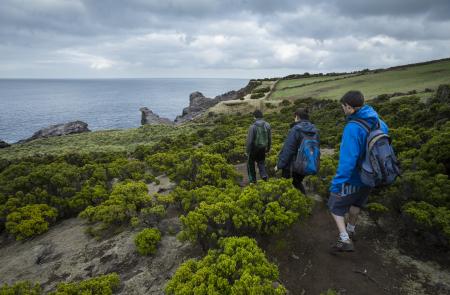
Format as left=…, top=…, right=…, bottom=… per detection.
left=349, top=118, right=371, bottom=133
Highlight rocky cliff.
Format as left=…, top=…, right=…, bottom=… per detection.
left=174, top=80, right=260, bottom=123
left=139, top=107, right=173, bottom=126
left=20, top=121, right=90, bottom=143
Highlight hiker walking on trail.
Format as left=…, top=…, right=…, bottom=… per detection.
left=246, top=110, right=271, bottom=183
left=275, top=108, right=320, bottom=194
left=329, top=90, right=399, bottom=252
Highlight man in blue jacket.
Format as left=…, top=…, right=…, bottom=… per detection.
left=276, top=108, right=318, bottom=194
left=329, top=90, right=388, bottom=252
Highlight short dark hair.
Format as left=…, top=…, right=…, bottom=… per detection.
left=340, top=90, right=364, bottom=107
left=253, top=109, right=263, bottom=118
left=294, top=108, right=309, bottom=120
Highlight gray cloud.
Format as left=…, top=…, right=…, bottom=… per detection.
left=0, top=0, right=449, bottom=78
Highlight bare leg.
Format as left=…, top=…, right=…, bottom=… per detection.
left=348, top=206, right=360, bottom=226
left=332, top=213, right=347, bottom=234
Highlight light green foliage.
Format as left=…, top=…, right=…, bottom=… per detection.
left=79, top=181, right=151, bottom=227
left=165, top=236, right=286, bottom=295
left=403, top=201, right=450, bottom=240
left=134, top=228, right=162, bottom=255
left=49, top=273, right=120, bottom=295
left=179, top=179, right=312, bottom=248
left=0, top=281, right=42, bottom=295
left=304, top=156, right=338, bottom=198
left=5, top=204, right=57, bottom=240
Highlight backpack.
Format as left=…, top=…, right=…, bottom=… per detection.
left=293, top=129, right=320, bottom=175
left=253, top=123, right=269, bottom=151
left=351, top=118, right=401, bottom=187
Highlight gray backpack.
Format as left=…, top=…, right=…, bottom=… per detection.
left=351, top=119, right=401, bottom=187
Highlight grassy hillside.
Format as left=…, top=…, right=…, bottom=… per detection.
left=270, top=59, right=450, bottom=100
left=0, top=124, right=197, bottom=160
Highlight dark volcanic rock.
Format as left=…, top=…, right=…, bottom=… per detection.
left=436, top=84, right=450, bottom=103
left=175, top=80, right=259, bottom=123
left=139, top=107, right=173, bottom=126
left=21, top=121, right=90, bottom=143
left=0, top=140, right=10, bottom=148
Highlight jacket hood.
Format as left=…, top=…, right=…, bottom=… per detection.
left=254, top=118, right=266, bottom=126
left=293, top=120, right=318, bottom=134
left=347, top=105, right=380, bottom=128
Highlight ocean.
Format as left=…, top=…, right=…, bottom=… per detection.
left=0, top=78, right=248, bottom=143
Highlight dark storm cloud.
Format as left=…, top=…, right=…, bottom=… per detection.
left=0, top=0, right=449, bottom=78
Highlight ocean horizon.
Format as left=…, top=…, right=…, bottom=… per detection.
left=0, top=78, right=248, bottom=143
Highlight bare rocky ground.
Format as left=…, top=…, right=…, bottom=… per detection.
left=0, top=175, right=202, bottom=294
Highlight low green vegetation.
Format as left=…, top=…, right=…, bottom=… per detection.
left=0, top=273, right=119, bottom=295
left=178, top=179, right=312, bottom=249
left=134, top=228, right=162, bottom=255
left=165, top=236, right=286, bottom=294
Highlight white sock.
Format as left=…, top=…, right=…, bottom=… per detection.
left=339, top=232, right=350, bottom=242
left=347, top=223, right=356, bottom=233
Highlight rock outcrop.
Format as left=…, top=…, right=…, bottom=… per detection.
left=140, top=107, right=173, bottom=126
left=174, top=80, right=260, bottom=123
left=436, top=84, right=450, bottom=103
left=20, top=121, right=90, bottom=143
left=0, top=140, right=10, bottom=149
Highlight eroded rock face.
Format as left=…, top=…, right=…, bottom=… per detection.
left=175, top=80, right=259, bottom=123
left=0, top=140, right=10, bottom=148
left=0, top=217, right=201, bottom=294
left=436, top=84, right=450, bottom=103
left=20, top=121, right=90, bottom=143
left=140, top=107, right=173, bottom=126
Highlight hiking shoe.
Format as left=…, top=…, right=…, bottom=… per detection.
left=262, top=176, right=268, bottom=181
left=348, top=231, right=356, bottom=241
left=331, top=239, right=354, bottom=252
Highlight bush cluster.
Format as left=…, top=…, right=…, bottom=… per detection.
left=165, top=236, right=286, bottom=294
left=178, top=179, right=312, bottom=249
left=134, top=228, right=162, bottom=255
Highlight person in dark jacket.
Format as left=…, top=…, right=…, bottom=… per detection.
left=276, top=108, right=318, bottom=194
left=329, top=90, right=389, bottom=252
left=246, top=110, right=271, bottom=183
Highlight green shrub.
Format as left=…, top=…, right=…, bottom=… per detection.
left=79, top=181, right=151, bottom=228
left=0, top=281, right=42, bottom=295
left=178, top=179, right=312, bottom=248
left=251, top=92, right=265, bottom=99
left=49, top=273, right=120, bottom=295
left=165, top=236, right=286, bottom=294
left=135, top=228, right=162, bottom=255
left=5, top=204, right=57, bottom=240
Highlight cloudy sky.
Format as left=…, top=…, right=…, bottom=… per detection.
left=1, top=0, right=449, bottom=78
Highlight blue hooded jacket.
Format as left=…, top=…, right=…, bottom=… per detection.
left=277, top=120, right=319, bottom=170
left=330, top=105, right=389, bottom=193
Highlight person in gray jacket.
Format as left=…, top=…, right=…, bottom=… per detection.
left=246, top=110, right=271, bottom=183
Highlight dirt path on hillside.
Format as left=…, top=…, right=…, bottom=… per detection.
left=234, top=162, right=450, bottom=295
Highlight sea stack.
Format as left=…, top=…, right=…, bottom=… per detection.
left=139, top=107, right=173, bottom=125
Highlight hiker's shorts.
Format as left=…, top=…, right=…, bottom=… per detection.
left=328, top=184, right=371, bottom=217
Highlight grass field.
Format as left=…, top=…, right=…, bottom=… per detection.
left=274, top=74, right=356, bottom=90
left=271, top=59, right=450, bottom=100
left=0, top=124, right=197, bottom=160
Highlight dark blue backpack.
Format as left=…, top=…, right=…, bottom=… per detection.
left=351, top=119, right=401, bottom=187
left=293, top=130, right=320, bottom=175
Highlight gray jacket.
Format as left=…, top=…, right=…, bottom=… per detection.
left=246, top=119, right=272, bottom=154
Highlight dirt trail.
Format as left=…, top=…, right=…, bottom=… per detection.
left=234, top=162, right=450, bottom=295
